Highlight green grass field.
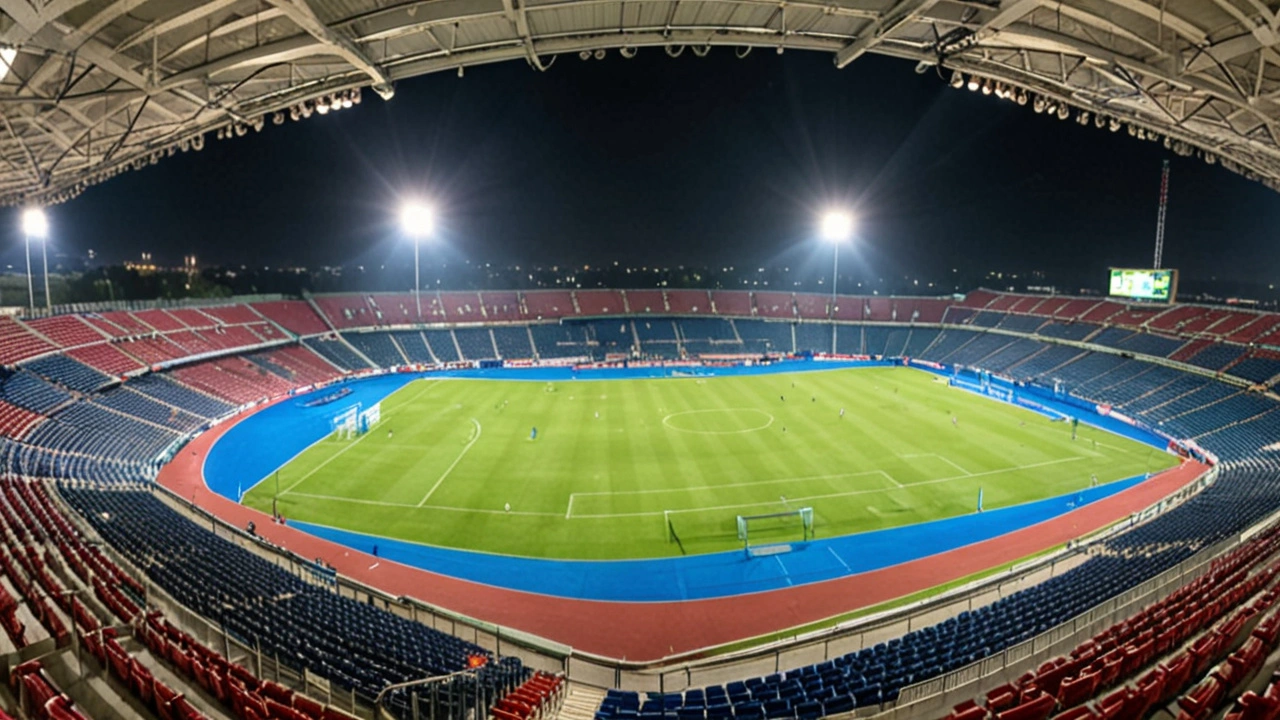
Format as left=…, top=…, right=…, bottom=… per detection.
left=243, top=368, right=1177, bottom=559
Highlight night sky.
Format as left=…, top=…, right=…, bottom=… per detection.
left=3, top=50, right=1279, bottom=291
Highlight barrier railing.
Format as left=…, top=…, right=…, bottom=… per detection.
left=140, top=456, right=1216, bottom=698
left=878, top=529, right=1245, bottom=720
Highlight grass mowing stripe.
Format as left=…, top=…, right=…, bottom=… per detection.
left=417, top=417, right=483, bottom=506
left=246, top=367, right=1178, bottom=559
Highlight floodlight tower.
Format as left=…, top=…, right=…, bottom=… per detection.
left=820, top=210, right=854, bottom=354
left=21, top=207, right=48, bottom=311
left=400, top=202, right=434, bottom=318
left=1153, top=160, right=1170, bottom=270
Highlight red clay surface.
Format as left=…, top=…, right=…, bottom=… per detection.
left=157, top=404, right=1207, bottom=662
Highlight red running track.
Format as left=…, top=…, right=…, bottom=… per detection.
left=157, top=404, right=1207, bottom=662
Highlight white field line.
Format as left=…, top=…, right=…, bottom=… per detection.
left=899, top=452, right=973, bottom=475
left=416, top=418, right=482, bottom=507
left=278, top=433, right=373, bottom=496
left=273, top=379, right=442, bottom=498
left=568, top=456, right=1086, bottom=519
left=287, top=491, right=561, bottom=517
left=564, top=470, right=899, bottom=518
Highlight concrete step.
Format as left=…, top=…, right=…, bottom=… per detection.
left=554, top=684, right=607, bottom=720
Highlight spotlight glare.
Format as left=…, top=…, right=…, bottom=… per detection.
left=21, top=207, right=47, bottom=238
left=820, top=210, right=854, bottom=243
left=400, top=202, right=434, bottom=239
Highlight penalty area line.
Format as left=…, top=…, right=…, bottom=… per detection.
left=417, top=418, right=482, bottom=507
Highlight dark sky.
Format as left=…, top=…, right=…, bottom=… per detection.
left=3, top=49, right=1279, bottom=289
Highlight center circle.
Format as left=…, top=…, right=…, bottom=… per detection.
left=661, top=408, right=775, bottom=435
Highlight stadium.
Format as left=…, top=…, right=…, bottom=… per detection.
left=2, top=3, right=1280, bottom=720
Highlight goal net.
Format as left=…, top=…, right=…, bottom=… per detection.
left=331, top=404, right=361, bottom=440
left=358, top=402, right=381, bottom=434
left=736, top=508, right=813, bottom=556
left=662, top=506, right=815, bottom=556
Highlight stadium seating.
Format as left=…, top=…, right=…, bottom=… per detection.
left=523, top=291, right=576, bottom=319
left=392, top=330, right=435, bottom=363
left=171, top=357, right=296, bottom=406
left=0, top=316, right=55, bottom=365
left=482, top=291, right=523, bottom=321
left=59, top=485, right=525, bottom=706
left=303, top=337, right=370, bottom=371
left=577, top=290, right=626, bottom=316
left=425, top=330, right=462, bottom=363
left=124, top=374, right=234, bottom=420
left=529, top=324, right=591, bottom=359
left=315, top=295, right=379, bottom=329
left=11, top=290, right=1280, bottom=720
left=343, top=331, right=408, bottom=367
left=711, top=291, right=753, bottom=317
left=903, top=329, right=942, bottom=358
left=755, top=293, right=795, bottom=319
left=492, top=326, right=534, bottom=359
left=65, top=342, right=145, bottom=376
left=23, top=354, right=112, bottom=393
left=94, top=385, right=207, bottom=433
left=598, top=485, right=1280, bottom=720
left=251, top=300, right=331, bottom=335
left=588, top=320, right=634, bottom=356
left=793, top=324, right=830, bottom=355
left=455, top=328, right=499, bottom=361
left=1228, top=353, right=1280, bottom=385
left=24, top=314, right=105, bottom=347
left=1186, top=343, right=1247, bottom=372
left=668, top=290, right=712, bottom=314
left=0, top=369, right=72, bottom=414
left=0, top=400, right=42, bottom=440
left=440, top=291, right=487, bottom=322
left=626, top=290, right=667, bottom=314
left=634, top=319, right=680, bottom=358
left=119, top=336, right=187, bottom=364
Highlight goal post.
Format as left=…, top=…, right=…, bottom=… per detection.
left=331, top=403, right=361, bottom=440
left=358, top=402, right=381, bottom=434
left=737, top=507, right=814, bottom=556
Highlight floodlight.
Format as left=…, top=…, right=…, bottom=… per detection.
left=400, top=202, right=434, bottom=239
left=21, top=207, right=47, bottom=238
left=966, top=76, right=979, bottom=91
left=820, top=211, right=854, bottom=243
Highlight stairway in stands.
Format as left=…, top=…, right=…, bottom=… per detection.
left=555, top=684, right=608, bottom=720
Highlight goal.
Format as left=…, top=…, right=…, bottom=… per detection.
left=331, top=404, right=361, bottom=440
left=736, top=508, right=814, bottom=557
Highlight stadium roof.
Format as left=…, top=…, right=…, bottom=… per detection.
left=2, top=0, right=1280, bottom=207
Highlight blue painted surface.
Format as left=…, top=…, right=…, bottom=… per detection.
left=203, top=360, right=1157, bottom=602
left=288, top=477, right=1138, bottom=602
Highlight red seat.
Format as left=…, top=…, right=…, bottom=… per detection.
left=947, top=700, right=989, bottom=720
left=1058, top=670, right=1102, bottom=709
left=995, top=692, right=1055, bottom=720
left=1055, top=706, right=1100, bottom=720
left=986, top=684, right=1019, bottom=713
left=1177, top=677, right=1226, bottom=720
left=1228, top=691, right=1280, bottom=720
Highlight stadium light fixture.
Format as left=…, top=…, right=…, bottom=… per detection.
left=820, top=210, right=854, bottom=244
left=819, top=210, right=855, bottom=354
left=20, top=207, right=49, bottom=311
left=400, top=201, right=435, bottom=319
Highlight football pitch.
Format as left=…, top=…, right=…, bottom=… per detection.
left=243, top=367, right=1178, bottom=560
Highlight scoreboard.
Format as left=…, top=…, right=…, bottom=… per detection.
left=1109, top=268, right=1178, bottom=303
